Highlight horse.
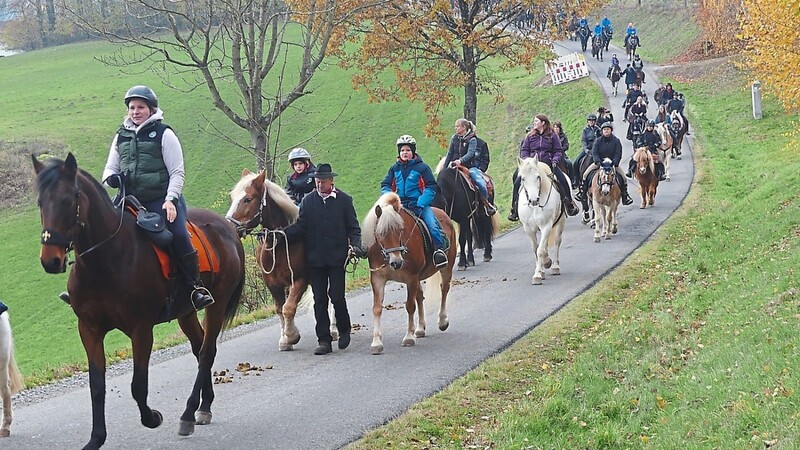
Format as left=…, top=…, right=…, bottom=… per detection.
left=627, top=112, right=647, bottom=143
left=634, top=67, right=645, bottom=86
left=434, top=163, right=498, bottom=270
left=654, top=123, right=675, bottom=181
left=576, top=152, right=596, bottom=226
left=362, top=192, right=456, bottom=355
left=226, top=169, right=336, bottom=350
left=591, top=36, right=604, bottom=61
left=633, top=147, right=659, bottom=208
left=602, top=27, right=613, bottom=51
left=670, top=110, right=688, bottom=160
left=33, top=154, right=245, bottom=449
left=589, top=158, right=621, bottom=242
left=1, top=311, right=24, bottom=438
left=609, top=65, right=622, bottom=96
left=626, top=34, right=640, bottom=60
left=579, top=26, right=590, bottom=52
left=516, top=155, right=566, bottom=285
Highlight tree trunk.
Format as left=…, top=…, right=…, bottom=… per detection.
left=45, top=0, right=56, bottom=31
left=462, top=47, right=478, bottom=124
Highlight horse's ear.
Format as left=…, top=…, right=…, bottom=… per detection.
left=255, top=170, right=267, bottom=184
left=32, top=154, right=45, bottom=174
left=241, top=168, right=251, bottom=177
left=64, top=153, right=78, bottom=178
left=374, top=204, right=383, bottom=218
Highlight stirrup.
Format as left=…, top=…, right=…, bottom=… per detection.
left=191, top=286, right=215, bottom=311
left=484, top=203, right=497, bottom=216
left=622, top=194, right=634, bottom=206
left=433, top=249, right=448, bottom=268
left=507, top=210, right=519, bottom=222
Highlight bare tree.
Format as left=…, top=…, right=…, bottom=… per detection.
left=70, top=0, right=381, bottom=176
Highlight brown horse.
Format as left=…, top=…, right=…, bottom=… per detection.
left=589, top=158, right=621, bottom=242
left=227, top=169, right=334, bottom=351
left=670, top=110, right=688, bottom=159
left=33, top=154, right=245, bottom=449
left=362, top=193, right=456, bottom=355
left=633, top=147, right=658, bottom=208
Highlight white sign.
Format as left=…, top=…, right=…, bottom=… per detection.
left=545, top=53, right=590, bottom=85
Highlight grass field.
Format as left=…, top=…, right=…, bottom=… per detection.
left=0, top=28, right=602, bottom=385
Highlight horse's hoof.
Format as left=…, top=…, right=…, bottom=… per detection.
left=145, top=409, right=163, bottom=429
left=457, top=265, right=467, bottom=271
left=402, top=337, right=416, bottom=347
left=279, top=342, right=294, bottom=351
left=605, top=235, right=612, bottom=240
left=370, top=344, right=384, bottom=355
left=330, top=330, right=339, bottom=341
left=666, top=177, right=671, bottom=182
left=594, top=236, right=600, bottom=243
left=582, top=217, right=590, bottom=225
left=469, top=261, right=475, bottom=267
left=439, top=319, right=449, bottom=331
left=551, top=268, right=561, bottom=276
left=195, top=410, right=212, bottom=425
left=532, top=277, right=543, bottom=285
left=0, top=429, right=9, bottom=438
left=483, top=256, right=492, bottom=262
left=415, top=329, right=426, bottom=338
left=640, top=205, right=646, bottom=209
left=178, top=420, right=195, bottom=436
left=677, top=155, right=682, bottom=160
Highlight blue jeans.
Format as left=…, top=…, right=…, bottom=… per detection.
left=143, top=196, right=193, bottom=256
left=417, top=206, right=446, bottom=250
left=468, top=167, right=489, bottom=201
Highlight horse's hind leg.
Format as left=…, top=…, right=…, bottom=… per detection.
left=129, top=328, right=164, bottom=431
left=1, top=372, right=11, bottom=437
left=414, top=285, right=426, bottom=338
left=402, top=281, right=420, bottom=347
left=269, top=286, right=294, bottom=351
left=457, top=225, right=469, bottom=270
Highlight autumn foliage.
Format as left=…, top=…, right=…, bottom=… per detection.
left=738, top=0, right=800, bottom=112
left=695, top=0, right=744, bottom=55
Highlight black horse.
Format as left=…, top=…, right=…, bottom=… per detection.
left=602, top=28, right=613, bottom=51
left=591, top=36, right=604, bottom=61
left=579, top=26, right=590, bottom=52
left=434, top=167, right=497, bottom=270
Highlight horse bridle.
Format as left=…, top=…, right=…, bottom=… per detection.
left=369, top=208, right=419, bottom=271
left=226, top=191, right=265, bottom=237
left=521, top=171, right=555, bottom=209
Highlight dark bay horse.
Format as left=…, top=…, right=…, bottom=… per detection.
left=609, top=65, right=622, bottom=96
left=434, top=164, right=498, bottom=270
left=227, top=169, right=331, bottom=351
left=633, top=147, right=659, bottom=208
left=362, top=193, right=456, bottom=354
left=591, top=36, right=604, bottom=61
left=626, top=34, right=640, bottom=60
left=579, top=26, right=590, bottom=51
left=33, top=154, right=245, bottom=449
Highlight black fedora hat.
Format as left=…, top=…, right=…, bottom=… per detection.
left=313, top=163, right=338, bottom=179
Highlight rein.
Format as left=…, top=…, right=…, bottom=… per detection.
left=368, top=208, right=420, bottom=272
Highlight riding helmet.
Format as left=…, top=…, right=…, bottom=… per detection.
left=124, top=85, right=158, bottom=109
left=587, top=113, right=598, bottom=121
left=287, top=147, right=312, bottom=163
left=601, top=122, right=613, bottom=130
left=647, top=119, right=656, bottom=126
left=396, top=134, right=417, bottom=154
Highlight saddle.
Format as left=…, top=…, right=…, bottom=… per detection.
left=452, top=163, right=495, bottom=200
left=120, top=196, right=220, bottom=279
left=403, top=208, right=449, bottom=261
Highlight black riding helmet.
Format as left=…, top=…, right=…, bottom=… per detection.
left=601, top=122, right=613, bottom=130
left=587, top=113, right=597, bottom=121
left=124, top=85, right=158, bottom=109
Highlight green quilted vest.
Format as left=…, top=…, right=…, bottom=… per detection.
left=116, top=122, right=171, bottom=203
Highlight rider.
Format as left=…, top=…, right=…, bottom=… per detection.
left=628, top=120, right=666, bottom=181
left=103, top=85, right=214, bottom=311
left=444, top=118, right=497, bottom=216
left=579, top=17, right=588, bottom=29
left=632, top=54, right=645, bottom=84
left=579, top=122, right=634, bottom=206
left=284, top=147, right=317, bottom=205
left=593, top=22, right=603, bottom=38
left=519, top=114, right=579, bottom=216
left=508, top=123, right=534, bottom=221
left=597, top=106, right=614, bottom=125
left=660, top=83, right=676, bottom=105
left=601, top=16, right=612, bottom=33
left=622, top=64, right=637, bottom=92
left=607, top=55, right=621, bottom=78
left=623, top=83, right=642, bottom=120
left=572, top=113, right=601, bottom=188
left=627, top=95, right=648, bottom=141
left=381, top=135, right=448, bottom=268
left=624, top=22, right=637, bottom=47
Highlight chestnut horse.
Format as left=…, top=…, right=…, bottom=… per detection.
left=226, top=169, right=336, bottom=350
left=362, top=193, right=456, bottom=355
left=633, top=147, right=659, bottom=208
left=1, top=311, right=24, bottom=438
left=33, top=154, right=245, bottom=449
left=589, top=158, right=621, bottom=242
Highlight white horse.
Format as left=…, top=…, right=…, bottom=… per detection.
left=517, top=156, right=567, bottom=285
left=1, top=311, right=24, bottom=438
left=654, top=123, right=674, bottom=181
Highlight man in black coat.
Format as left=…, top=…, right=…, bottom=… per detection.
left=284, top=163, right=363, bottom=355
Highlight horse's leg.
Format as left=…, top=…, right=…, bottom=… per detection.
left=481, top=217, right=493, bottom=262
left=1, top=361, right=10, bottom=437
left=129, top=327, right=164, bottom=430
left=592, top=201, right=603, bottom=242
left=610, top=201, right=620, bottom=235
left=403, top=280, right=419, bottom=347
left=414, top=284, right=426, bottom=338
left=533, top=225, right=551, bottom=285
left=370, top=276, right=387, bottom=355
left=457, top=223, right=468, bottom=270
left=664, top=152, right=671, bottom=181
left=78, top=321, right=109, bottom=450
left=268, top=286, right=292, bottom=351
left=550, top=221, right=563, bottom=275
left=179, top=311, right=224, bottom=435
left=465, top=223, right=475, bottom=266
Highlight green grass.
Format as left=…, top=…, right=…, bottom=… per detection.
left=0, top=30, right=602, bottom=385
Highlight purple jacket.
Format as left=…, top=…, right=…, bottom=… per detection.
left=520, top=131, right=564, bottom=166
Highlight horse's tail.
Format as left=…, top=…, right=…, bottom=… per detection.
left=1, top=314, right=24, bottom=394
left=423, top=270, right=444, bottom=308
left=223, top=262, right=246, bottom=329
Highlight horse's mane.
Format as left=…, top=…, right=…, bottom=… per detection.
left=230, top=171, right=299, bottom=223
left=434, top=156, right=446, bottom=175
left=362, top=192, right=403, bottom=247
left=36, top=157, right=111, bottom=204
left=634, top=147, right=655, bottom=174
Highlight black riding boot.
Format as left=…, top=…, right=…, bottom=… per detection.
left=657, top=162, right=666, bottom=181
left=59, top=291, right=70, bottom=305
left=627, top=159, right=636, bottom=178
left=508, top=172, right=520, bottom=221
left=179, top=250, right=215, bottom=311
left=619, top=176, right=634, bottom=205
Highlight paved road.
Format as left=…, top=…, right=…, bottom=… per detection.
left=8, top=40, right=693, bottom=449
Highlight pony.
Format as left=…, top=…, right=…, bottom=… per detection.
left=589, top=158, right=621, bottom=242
left=362, top=193, right=456, bottom=354
left=627, top=112, right=647, bottom=143
left=0, top=311, right=24, bottom=438
left=654, top=123, right=675, bottom=181
left=434, top=162, right=498, bottom=270
left=670, top=110, right=688, bottom=160
left=33, top=154, right=245, bottom=449
left=226, top=169, right=334, bottom=351
left=626, top=34, right=640, bottom=60
left=579, top=26, right=590, bottom=52
left=576, top=152, right=596, bottom=226
left=609, top=65, right=622, bottom=97
left=516, top=155, right=566, bottom=285
left=633, top=147, right=659, bottom=208
left=591, top=36, right=604, bottom=61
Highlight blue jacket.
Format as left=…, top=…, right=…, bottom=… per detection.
left=381, top=155, right=438, bottom=209
left=579, top=18, right=588, bottom=28
left=601, top=18, right=611, bottom=30
left=626, top=26, right=636, bottom=36
left=593, top=24, right=603, bottom=36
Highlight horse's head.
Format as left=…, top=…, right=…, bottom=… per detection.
left=33, top=153, right=86, bottom=274
left=597, top=158, right=616, bottom=195
left=634, top=147, right=654, bottom=175
left=518, top=155, right=547, bottom=208
left=363, top=192, right=406, bottom=270
left=226, top=169, right=299, bottom=237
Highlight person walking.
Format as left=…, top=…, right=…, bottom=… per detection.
left=283, top=164, right=363, bottom=355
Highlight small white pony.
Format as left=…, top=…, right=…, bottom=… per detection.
left=1, top=311, right=24, bottom=438
left=517, top=155, right=567, bottom=285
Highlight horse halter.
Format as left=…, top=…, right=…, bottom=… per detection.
left=39, top=190, right=83, bottom=254
left=521, top=170, right=555, bottom=209
left=227, top=188, right=267, bottom=236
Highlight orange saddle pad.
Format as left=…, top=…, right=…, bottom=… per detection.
left=151, top=222, right=220, bottom=279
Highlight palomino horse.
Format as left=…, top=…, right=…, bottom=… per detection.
left=591, top=36, right=604, bottom=61
left=1, top=311, right=24, bottom=438
left=434, top=163, right=498, bottom=270
left=517, top=156, right=566, bottom=285
left=633, top=147, right=659, bottom=208
left=670, top=110, right=688, bottom=160
left=626, top=34, right=640, bottom=60
left=226, top=169, right=332, bottom=350
left=362, top=193, right=456, bottom=355
left=589, top=158, right=621, bottom=242
left=34, top=154, right=245, bottom=449
left=654, top=123, right=675, bottom=181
